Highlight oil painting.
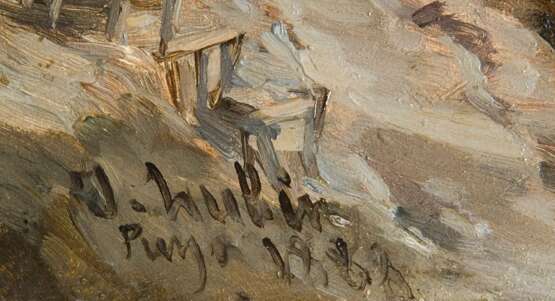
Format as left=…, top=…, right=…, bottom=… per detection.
left=0, top=0, right=554, bottom=300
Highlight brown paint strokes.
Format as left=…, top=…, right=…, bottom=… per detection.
left=412, top=1, right=498, bottom=74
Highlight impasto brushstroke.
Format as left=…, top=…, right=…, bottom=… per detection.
left=0, top=0, right=554, bottom=300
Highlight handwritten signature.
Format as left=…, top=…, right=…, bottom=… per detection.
left=69, top=161, right=414, bottom=299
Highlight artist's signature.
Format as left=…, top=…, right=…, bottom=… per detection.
left=69, top=160, right=414, bottom=299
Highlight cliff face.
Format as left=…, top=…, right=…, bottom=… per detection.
left=0, top=1, right=554, bottom=300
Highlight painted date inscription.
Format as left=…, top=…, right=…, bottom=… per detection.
left=69, top=161, right=414, bottom=299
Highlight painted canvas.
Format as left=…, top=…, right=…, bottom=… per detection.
left=0, top=0, right=554, bottom=300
